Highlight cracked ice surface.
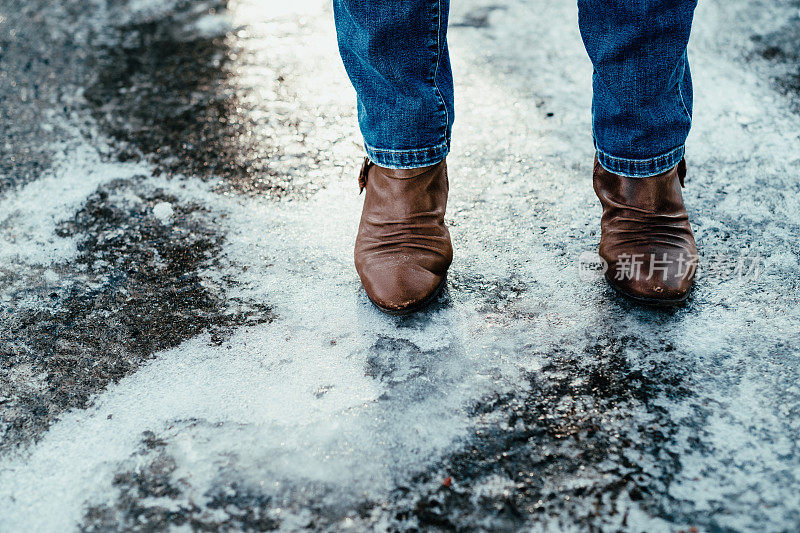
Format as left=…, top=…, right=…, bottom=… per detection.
left=1, top=0, right=799, bottom=531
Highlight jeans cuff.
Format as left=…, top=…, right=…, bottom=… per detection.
left=364, top=140, right=449, bottom=169
left=595, top=144, right=685, bottom=177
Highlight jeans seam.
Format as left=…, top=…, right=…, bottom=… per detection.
left=596, top=145, right=685, bottom=177
left=677, top=83, right=691, bottom=122
left=432, top=0, right=449, bottom=147
left=677, top=53, right=691, bottom=122
left=596, top=144, right=684, bottom=164
left=367, top=142, right=449, bottom=154
left=364, top=141, right=449, bottom=168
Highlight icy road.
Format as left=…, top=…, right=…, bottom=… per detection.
left=1, top=0, right=799, bottom=531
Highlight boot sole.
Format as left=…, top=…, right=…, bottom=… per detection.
left=367, top=275, right=447, bottom=316
left=604, top=274, right=690, bottom=308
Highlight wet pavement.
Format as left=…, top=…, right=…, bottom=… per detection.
left=1, top=0, right=799, bottom=531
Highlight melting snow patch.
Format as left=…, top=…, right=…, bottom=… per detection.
left=0, top=141, right=150, bottom=267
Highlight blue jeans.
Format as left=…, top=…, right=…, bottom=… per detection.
left=334, top=0, right=697, bottom=177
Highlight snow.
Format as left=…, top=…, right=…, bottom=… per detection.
left=152, top=201, right=174, bottom=224
left=0, top=138, right=150, bottom=267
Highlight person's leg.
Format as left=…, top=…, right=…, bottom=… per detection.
left=578, top=0, right=696, bottom=177
left=334, top=0, right=454, bottom=314
left=579, top=0, right=699, bottom=305
left=333, top=0, right=454, bottom=169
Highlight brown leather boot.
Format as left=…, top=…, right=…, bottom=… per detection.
left=593, top=157, right=698, bottom=306
left=354, top=158, right=452, bottom=315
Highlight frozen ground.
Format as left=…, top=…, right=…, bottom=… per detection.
left=1, top=0, right=799, bottom=531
